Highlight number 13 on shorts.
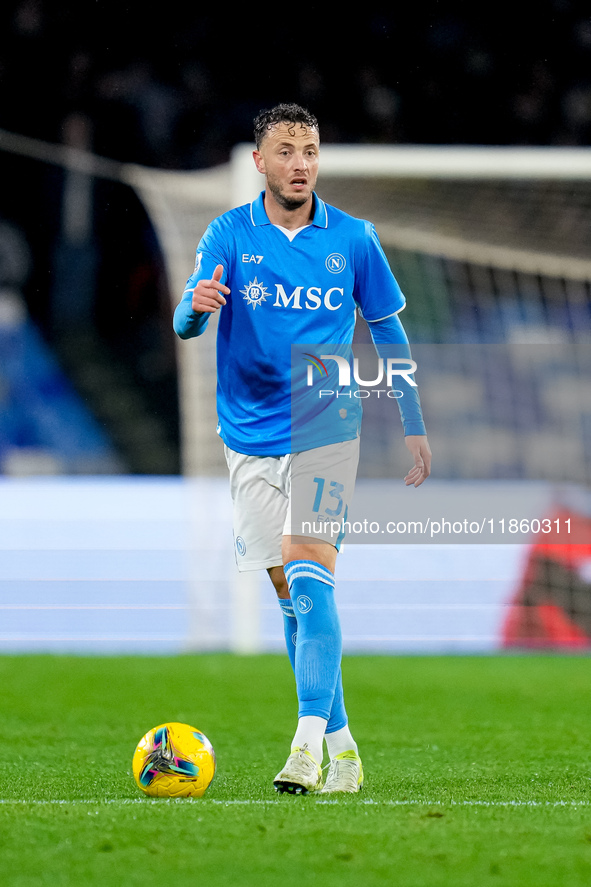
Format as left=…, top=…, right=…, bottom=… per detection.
left=312, top=477, right=344, bottom=517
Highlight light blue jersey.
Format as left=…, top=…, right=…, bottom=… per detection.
left=174, top=191, right=424, bottom=455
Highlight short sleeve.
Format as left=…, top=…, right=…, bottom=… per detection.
left=353, top=222, right=405, bottom=322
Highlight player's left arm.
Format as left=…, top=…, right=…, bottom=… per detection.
left=368, top=311, right=431, bottom=487
left=353, top=224, right=431, bottom=486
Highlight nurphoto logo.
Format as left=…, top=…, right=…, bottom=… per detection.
left=303, top=353, right=418, bottom=399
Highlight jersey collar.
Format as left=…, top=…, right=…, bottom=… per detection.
left=250, top=191, right=328, bottom=229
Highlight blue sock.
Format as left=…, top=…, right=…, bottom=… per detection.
left=327, top=671, right=348, bottom=734
left=278, top=598, right=298, bottom=670
left=283, top=560, right=343, bottom=722
left=278, top=596, right=347, bottom=733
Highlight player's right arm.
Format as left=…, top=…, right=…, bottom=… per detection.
left=173, top=218, right=232, bottom=342
left=173, top=262, right=230, bottom=340
left=190, top=264, right=230, bottom=314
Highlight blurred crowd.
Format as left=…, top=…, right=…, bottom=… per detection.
left=1, top=1, right=591, bottom=170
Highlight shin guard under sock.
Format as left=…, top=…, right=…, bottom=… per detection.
left=284, top=560, right=342, bottom=722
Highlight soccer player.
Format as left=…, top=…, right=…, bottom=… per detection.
left=173, top=103, right=431, bottom=794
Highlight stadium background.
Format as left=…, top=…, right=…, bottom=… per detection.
left=1, top=0, right=590, bottom=654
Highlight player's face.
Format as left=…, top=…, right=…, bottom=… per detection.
left=253, top=122, right=320, bottom=211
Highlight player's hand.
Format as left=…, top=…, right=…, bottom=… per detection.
left=191, top=265, right=230, bottom=314
left=404, top=435, right=432, bottom=487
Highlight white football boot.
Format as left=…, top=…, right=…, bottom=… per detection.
left=273, top=744, right=323, bottom=795
left=319, top=750, right=364, bottom=793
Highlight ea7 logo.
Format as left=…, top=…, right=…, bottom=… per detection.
left=242, top=254, right=264, bottom=264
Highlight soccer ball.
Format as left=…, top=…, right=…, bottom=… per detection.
left=132, top=722, right=216, bottom=798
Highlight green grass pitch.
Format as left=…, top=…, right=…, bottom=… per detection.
left=2, top=653, right=591, bottom=886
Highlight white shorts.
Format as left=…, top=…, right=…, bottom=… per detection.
left=224, top=438, right=360, bottom=572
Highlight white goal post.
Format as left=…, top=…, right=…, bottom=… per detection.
left=232, top=141, right=591, bottom=205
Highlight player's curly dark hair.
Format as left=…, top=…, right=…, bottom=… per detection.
left=253, top=103, right=319, bottom=149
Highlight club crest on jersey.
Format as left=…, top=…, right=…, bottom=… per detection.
left=325, top=253, right=346, bottom=273
left=241, top=278, right=271, bottom=310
